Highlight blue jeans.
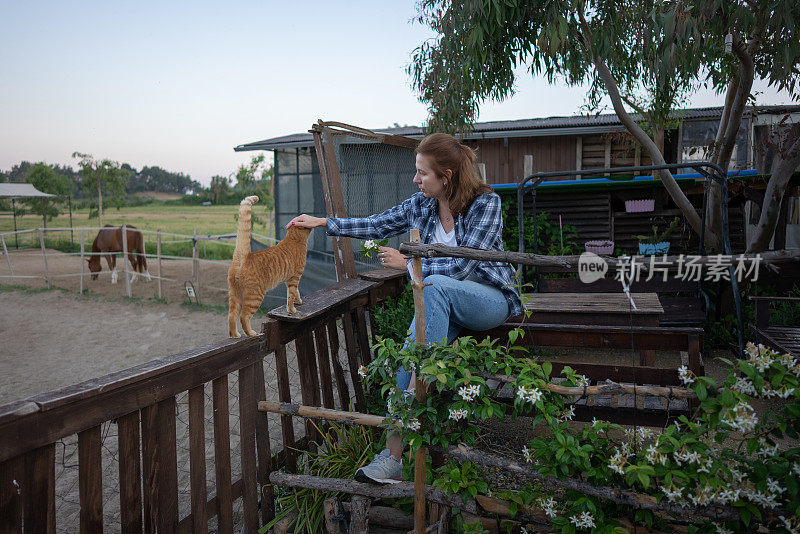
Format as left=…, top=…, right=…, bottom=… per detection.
left=395, top=275, right=511, bottom=390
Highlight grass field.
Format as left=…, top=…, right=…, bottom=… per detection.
left=0, top=204, right=276, bottom=260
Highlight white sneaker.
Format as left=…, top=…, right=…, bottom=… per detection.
left=354, top=449, right=402, bottom=484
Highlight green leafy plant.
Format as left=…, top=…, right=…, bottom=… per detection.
left=634, top=217, right=681, bottom=245
left=362, top=332, right=800, bottom=532
left=371, top=283, right=415, bottom=343
left=262, top=421, right=383, bottom=533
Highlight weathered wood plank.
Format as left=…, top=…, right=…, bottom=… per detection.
left=0, top=401, right=39, bottom=427
left=273, top=345, right=296, bottom=473
left=354, top=307, right=373, bottom=365
left=157, top=397, right=178, bottom=533
left=359, top=268, right=407, bottom=282
left=23, top=444, right=55, bottom=534
left=212, top=377, right=233, bottom=534
left=238, top=364, right=259, bottom=533
left=176, top=479, right=243, bottom=534
left=253, top=359, right=275, bottom=524
left=118, top=411, right=142, bottom=534
left=0, top=455, right=24, bottom=532
left=0, top=341, right=263, bottom=464
left=314, top=327, right=336, bottom=409
left=342, top=311, right=366, bottom=412
left=188, top=386, right=208, bottom=534
left=24, top=337, right=261, bottom=414
left=141, top=404, right=158, bottom=534
left=295, top=333, right=321, bottom=444
left=268, top=278, right=376, bottom=322
left=524, top=293, right=662, bottom=314
left=326, top=319, right=350, bottom=411
left=78, top=425, right=103, bottom=534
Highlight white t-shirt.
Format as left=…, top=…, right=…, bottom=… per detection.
left=407, top=219, right=485, bottom=284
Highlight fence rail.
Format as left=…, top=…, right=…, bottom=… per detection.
left=0, top=270, right=402, bottom=533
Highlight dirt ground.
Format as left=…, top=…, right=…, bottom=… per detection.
left=0, top=288, right=231, bottom=405
left=0, top=247, right=235, bottom=311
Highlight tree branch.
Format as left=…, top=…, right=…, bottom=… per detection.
left=591, top=55, right=704, bottom=238
left=747, top=134, right=800, bottom=253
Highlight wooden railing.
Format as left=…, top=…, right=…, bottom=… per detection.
left=0, top=270, right=406, bottom=533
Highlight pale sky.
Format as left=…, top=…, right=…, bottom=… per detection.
left=1, top=1, right=795, bottom=186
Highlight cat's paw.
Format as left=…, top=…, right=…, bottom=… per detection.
left=287, top=305, right=296, bottom=314
left=295, top=297, right=303, bottom=305
left=230, top=330, right=241, bottom=338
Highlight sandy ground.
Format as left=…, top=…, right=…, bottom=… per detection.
left=0, top=247, right=234, bottom=310
left=0, top=289, right=231, bottom=405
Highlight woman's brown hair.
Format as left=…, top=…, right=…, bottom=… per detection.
left=415, top=133, right=493, bottom=216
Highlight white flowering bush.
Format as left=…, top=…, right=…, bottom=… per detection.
left=362, top=334, right=800, bottom=533
left=359, top=238, right=388, bottom=259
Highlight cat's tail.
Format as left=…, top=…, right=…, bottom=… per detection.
left=232, top=195, right=259, bottom=270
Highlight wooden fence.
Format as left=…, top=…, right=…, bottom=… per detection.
left=0, top=270, right=402, bottom=533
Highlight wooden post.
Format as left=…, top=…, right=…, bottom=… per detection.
left=575, top=137, right=583, bottom=179
left=122, top=224, right=131, bottom=297
left=350, top=495, right=371, bottom=534
left=409, top=228, right=428, bottom=533
left=79, top=228, right=84, bottom=294
left=156, top=230, right=163, bottom=299
left=1, top=235, right=13, bottom=282
left=523, top=155, right=533, bottom=180
left=476, top=163, right=486, bottom=183
left=38, top=228, right=50, bottom=288
left=192, top=229, right=198, bottom=278
left=192, top=229, right=199, bottom=287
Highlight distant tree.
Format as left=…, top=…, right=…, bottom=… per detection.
left=24, top=163, right=71, bottom=228
left=132, top=165, right=195, bottom=194
left=73, top=152, right=130, bottom=226
left=6, top=162, right=33, bottom=183
left=209, top=175, right=231, bottom=204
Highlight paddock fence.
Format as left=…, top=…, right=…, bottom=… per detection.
left=0, top=226, right=376, bottom=309
left=0, top=268, right=405, bottom=533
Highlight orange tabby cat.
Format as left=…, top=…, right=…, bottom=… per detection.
left=228, top=195, right=311, bottom=337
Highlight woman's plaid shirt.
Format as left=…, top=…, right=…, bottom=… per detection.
left=326, top=192, right=523, bottom=317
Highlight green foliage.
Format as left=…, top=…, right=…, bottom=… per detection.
left=72, top=152, right=131, bottom=219
left=410, top=0, right=800, bottom=140
left=23, top=163, right=71, bottom=226
left=371, top=283, right=415, bottom=344
left=634, top=217, right=681, bottom=245
left=263, top=421, right=383, bottom=534
left=363, top=332, right=800, bottom=531
left=433, top=460, right=489, bottom=503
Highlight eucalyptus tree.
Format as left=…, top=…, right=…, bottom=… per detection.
left=72, top=152, right=129, bottom=226
left=410, top=0, right=800, bottom=251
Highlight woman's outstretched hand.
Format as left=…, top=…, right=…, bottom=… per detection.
left=377, top=246, right=407, bottom=270
left=286, top=214, right=326, bottom=229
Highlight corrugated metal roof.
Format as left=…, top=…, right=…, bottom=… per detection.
left=234, top=105, right=800, bottom=152
left=0, top=183, right=56, bottom=198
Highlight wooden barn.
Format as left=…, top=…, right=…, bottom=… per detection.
left=235, top=105, right=800, bottom=254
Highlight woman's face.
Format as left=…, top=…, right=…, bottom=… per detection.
left=414, top=153, right=448, bottom=199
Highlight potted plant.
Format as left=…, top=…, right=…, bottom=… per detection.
left=584, top=240, right=614, bottom=254
left=625, top=199, right=655, bottom=213
left=635, top=217, right=681, bottom=255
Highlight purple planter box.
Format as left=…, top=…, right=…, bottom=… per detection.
left=625, top=199, right=655, bottom=213
left=584, top=240, right=614, bottom=255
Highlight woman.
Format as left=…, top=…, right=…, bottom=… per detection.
left=287, top=133, right=522, bottom=483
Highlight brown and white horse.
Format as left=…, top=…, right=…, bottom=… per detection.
left=87, top=225, right=151, bottom=284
